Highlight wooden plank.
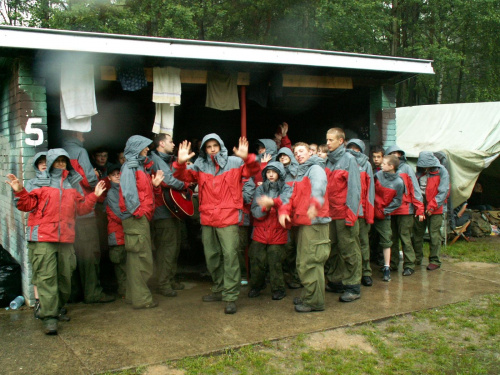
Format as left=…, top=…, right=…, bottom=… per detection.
left=100, top=66, right=350, bottom=88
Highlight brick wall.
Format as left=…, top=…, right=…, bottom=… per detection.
left=0, top=57, right=48, bottom=306
left=369, top=85, right=397, bottom=148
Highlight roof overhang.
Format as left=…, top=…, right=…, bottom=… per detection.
left=0, top=26, right=434, bottom=82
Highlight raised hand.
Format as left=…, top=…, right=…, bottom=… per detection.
left=281, top=122, right=289, bottom=136
left=94, top=180, right=107, bottom=197
left=233, top=137, right=249, bottom=161
left=152, top=170, right=165, bottom=187
left=178, top=141, right=196, bottom=164
left=261, top=153, right=272, bottom=163
left=5, top=174, right=23, bottom=192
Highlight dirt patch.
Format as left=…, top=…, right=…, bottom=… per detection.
left=142, top=365, right=185, bottom=375
left=304, top=328, right=375, bottom=353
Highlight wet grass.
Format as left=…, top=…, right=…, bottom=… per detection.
left=107, top=294, right=500, bottom=375
left=440, top=238, right=500, bottom=263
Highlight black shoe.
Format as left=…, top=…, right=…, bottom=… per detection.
left=272, top=290, right=286, bottom=300
left=339, top=291, right=361, bottom=302
left=44, top=319, right=58, bottom=335
left=58, top=308, right=70, bottom=322
left=224, top=301, right=237, bottom=314
left=293, top=297, right=303, bottom=305
left=402, top=268, right=414, bottom=276
left=171, top=282, right=185, bottom=290
left=160, top=289, right=178, bottom=297
left=361, top=276, right=373, bottom=287
left=33, top=299, right=41, bottom=320
left=248, top=288, right=261, bottom=298
left=326, top=281, right=345, bottom=293
left=382, top=266, right=391, bottom=282
left=202, top=292, right=223, bottom=302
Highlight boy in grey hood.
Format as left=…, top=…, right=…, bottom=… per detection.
left=412, top=151, right=450, bottom=270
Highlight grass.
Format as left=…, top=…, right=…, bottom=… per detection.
left=440, top=237, right=500, bottom=263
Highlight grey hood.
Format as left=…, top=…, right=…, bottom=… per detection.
left=385, top=144, right=407, bottom=162
left=346, top=139, right=366, bottom=153
left=46, top=148, right=82, bottom=187
left=195, top=133, right=228, bottom=169
left=275, top=147, right=299, bottom=178
left=124, top=135, right=152, bottom=167
left=417, top=151, right=441, bottom=168
left=261, top=161, right=286, bottom=195
left=29, top=152, right=50, bottom=188
left=346, top=148, right=369, bottom=169
left=298, top=155, right=326, bottom=176
left=256, top=138, right=278, bottom=161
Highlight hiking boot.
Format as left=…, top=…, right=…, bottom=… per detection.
left=133, top=300, right=159, bottom=309
left=361, top=276, right=373, bottom=287
left=427, top=263, right=440, bottom=271
left=382, top=266, right=391, bottom=282
left=248, top=288, right=261, bottom=298
left=271, top=290, right=286, bottom=300
left=58, top=308, right=70, bottom=322
left=293, top=297, right=303, bottom=305
left=402, top=268, right=414, bottom=276
left=160, top=289, right=178, bottom=297
left=287, top=281, right=302, bottom=289
left=171, top=282, right=185, bottom=291
left=202, top=292, right=223, bottom=302
left=33, top=299, right=41, bottom=320
left=224, top=301, right=237, bottom=314
left=339, top=285, right=361, bottom=303
left=295, top=304, right=324, bottom=313
left=44, top=319, right=58, bottom=335
left=326, top=281, right=345, bottom=293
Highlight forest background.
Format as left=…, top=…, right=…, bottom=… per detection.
left=1, top=0, right=499, bottom=107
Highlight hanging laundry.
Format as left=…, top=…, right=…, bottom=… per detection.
left=60, top=63, right=98, bottom=132
left=248, top=72, right=270, bottom=108
left=152, top=103, right=174, bottom=136
left=153, top=67, right=181, bottom=105
left=117, top=66, right=148, bottom=91
left=205, top=71, right=240, bottom=111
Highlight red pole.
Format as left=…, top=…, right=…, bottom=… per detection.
left=240, top=86, right=247, bottom=138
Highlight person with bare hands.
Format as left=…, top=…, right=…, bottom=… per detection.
left=119, top=135, right=164, bottom=309
left=173, top=134, right=260, bottom=314
left=6, top=148, right=106, bottom=335
left=260, top=142, right=330, bottom=313
left=273, top=122, right=292, bottom=150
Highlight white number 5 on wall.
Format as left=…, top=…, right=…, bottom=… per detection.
left=25, top=118, right=43, bottom=146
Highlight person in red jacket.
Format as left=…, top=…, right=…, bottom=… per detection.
left=373, top=155, right=404, bottom=282
left=248, top=162, right=292, bottom=301
left=174, top=134, right=260, bottom=314
left=412, top=151, right=450, bottom=270
left=266, top=143, right=331, bottom=313
left=105, top=164, right=127, bottom=299
left=119, top=135, right=164, bottom=309
left=386, top=145, right=425, bottom=276
left=7, top=148, right=105, bottom=335
left=346, top=139, right=375, bottom=287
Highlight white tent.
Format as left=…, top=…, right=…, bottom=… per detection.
left=396, top=102, right=500, bottom=208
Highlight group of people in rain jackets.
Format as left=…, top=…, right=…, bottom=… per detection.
left=6, top=125, right=449, bottom=335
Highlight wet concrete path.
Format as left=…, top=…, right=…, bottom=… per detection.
left=1, top=260, right=499, bottom=375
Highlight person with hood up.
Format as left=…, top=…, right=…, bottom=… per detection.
left=346, top=139, right=375, bottom=287
left=105, top=164, right=128, bottom=299
left=63, top=131, right=114, bottom=304
left=248, top=162, right=292, bottom=300
left=385, top=144, right=425, bottom=276
left=6, top=148, right=106, bottom=335
left=275, top=146, right=301, bottom=289
left=149, top=133, right=189, bottom=297
left=20, top=152, right=48, bottom=319
left=254, top=138, right=278, bottom=185
left=263, top=142, right=330, bottom=313
left=412, top=151, right=450, bottom=270
left=324, top=128, right=362, bottom=303
left=174, top=134, right=260, bottom=314
left=119, top=135, right=164, bottom=309
left=373, top=155, right=405, bottom=282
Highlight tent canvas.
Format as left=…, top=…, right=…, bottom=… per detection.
left=396, top=102, right=500, bottom=208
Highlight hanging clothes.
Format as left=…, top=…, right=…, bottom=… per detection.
left=60, top=63, right=98, bottom=132
left=205, top=71, right=240, bottom=111
left=248, top=72, right=270, bottom=108
left=117, top=66, right=148, bottom=92
left=152, top=67, right=181, bottom=134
